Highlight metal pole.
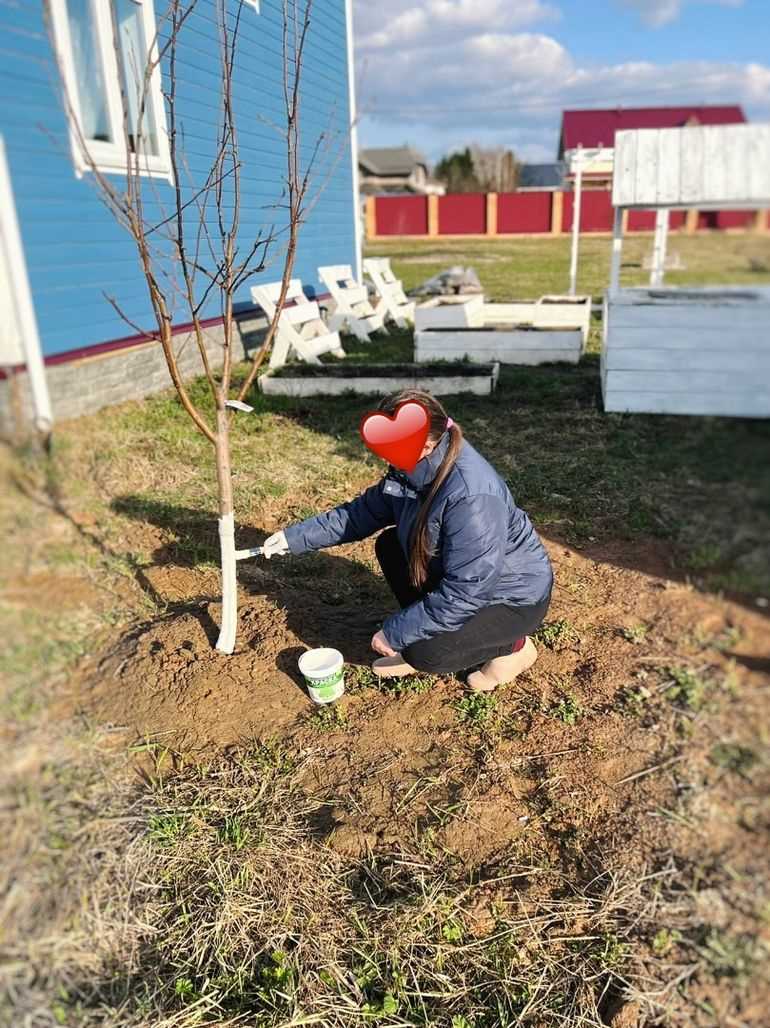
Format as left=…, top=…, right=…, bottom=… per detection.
left=609, top=206, right=624, bottom=295
left=569, top=146, right=583, bottom=296
left=650, top=209, right=670, bottom=287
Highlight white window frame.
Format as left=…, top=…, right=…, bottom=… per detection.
left=48, top=0, right=172, bottom=181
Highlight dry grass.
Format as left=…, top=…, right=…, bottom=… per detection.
left=5, top=734, right=747, bottom=1028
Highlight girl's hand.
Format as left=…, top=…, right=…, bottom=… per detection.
left=262, top=530, right=289, bottom=559
left=371, top=630, right=397, bottom=657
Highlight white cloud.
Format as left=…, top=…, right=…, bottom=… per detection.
left=352, top=0, right=769, bottom=162
left=618, top=0, right=744, bottom=29
left=357, top=0, right=559, bottom=50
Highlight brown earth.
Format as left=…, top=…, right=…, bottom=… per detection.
left=65, top=532, right=770, bottom=1023
left=77, top=537, right=768, bottom=856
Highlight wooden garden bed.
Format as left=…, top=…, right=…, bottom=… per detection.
left=258, top=362, right=500, bottom=397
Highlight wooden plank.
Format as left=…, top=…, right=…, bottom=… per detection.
left=613, top=131, right=637, bottom=207
left=416, top=345, right=582, bottom=366
left=604, top=389, right=770, bottom=418
left=680, top=128, right=705, bottom=205
left=703, top=126, right=727, bottom=204
left=605, top=348, right=770, bottom=371
left=612, top=124, right=770, bottom=208
left=606, top=325, right=770, bottom=350
left=634, top=130, right=659, bottom=208
left=606, top=369, right=761, bottom=392
left=656, top=131, right=680, bottom=205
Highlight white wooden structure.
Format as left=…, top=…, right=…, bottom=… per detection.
left=318, top=264, right=385, bottom=341
left=414, top=293, right=589, bottom=366
left=485, top=296, right=591, bottom=344
left=414, top=295, right=485, bottom=330
left=416, top=295, right=590, bottom=339
left=0, top=136, right=52, bottom=431
left=259, top=362, right=499, bottom=397
left=363, top=257, right=415, bottom=327
left=565, top=146, right=615, bottom=296
left=251, top=279, right=345, bottom=369
left=416, top=327, right=583, bottom=366
left=604, top=124, right=770, bottom=417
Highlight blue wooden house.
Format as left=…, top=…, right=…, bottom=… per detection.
left=0, top=0, right=360, bottom=428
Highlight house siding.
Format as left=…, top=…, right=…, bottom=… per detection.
left=0, top=0, right=357, bottom=362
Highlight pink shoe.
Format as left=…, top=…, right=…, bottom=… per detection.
left=467, top=638, right=538, bottom=693
left=372, top=654, right=418, bottom=678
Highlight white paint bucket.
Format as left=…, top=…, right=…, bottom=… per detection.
left=298, top=647, right=345, bottom=705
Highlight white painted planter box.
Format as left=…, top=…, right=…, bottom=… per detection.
left=485, top=295, right=592, bottom=343
left=602, top=286, right=770, bottom=417
left=415, top=294, right=485, bottom=330
left=416, top=326, right=583, bottom=365
left=259, top=362, right=500, bottom=397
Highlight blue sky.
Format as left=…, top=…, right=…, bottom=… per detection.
left=352, top=0, right=770, bottom=163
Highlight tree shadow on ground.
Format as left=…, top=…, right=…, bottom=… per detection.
left=111, top=495, right=393, bottom=669
left=238, top=357, right=770, bottom=622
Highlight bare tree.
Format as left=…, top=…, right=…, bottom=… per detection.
left=44, top=0, right=332, bottom=653
left=470, top=145, right=520, bottom=193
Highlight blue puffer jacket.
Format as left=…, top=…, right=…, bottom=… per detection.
left=284, top=434, right=554, bottom=652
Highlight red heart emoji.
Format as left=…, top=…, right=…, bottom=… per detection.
left=360, top=401, right=430, bottom=473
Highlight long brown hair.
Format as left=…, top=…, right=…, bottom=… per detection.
left=377, top=389, right=463, bottom=588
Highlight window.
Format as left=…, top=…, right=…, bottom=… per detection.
left=49, top=0, right=171, bottom=179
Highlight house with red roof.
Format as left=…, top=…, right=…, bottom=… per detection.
left=558, top=105, right=746, bottom=188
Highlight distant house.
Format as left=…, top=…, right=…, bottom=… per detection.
left=558, top=105, right=747, bottom=188
left=0, top=0, right=359, bottom=428
left=358, top=147, right=445, bottom=195
left=517, top=162, right=566, bottom=191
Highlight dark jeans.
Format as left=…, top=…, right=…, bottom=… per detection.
left=374, top=527, right=551, bottom=675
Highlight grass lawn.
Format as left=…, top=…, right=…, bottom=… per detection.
left=367, top=231, right=770, bottom=301
left=2, top=232, right=769, bottom=1027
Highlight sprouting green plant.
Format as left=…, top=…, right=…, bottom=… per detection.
left=174, top=977, right=196, bottom=1002
left=664, top=666, right=711, bottom=710
left=698, top=930, right=757, bottom=982
left=455, top=693, right=497, bottom=727
left=148, top=812, right=188, bottom=846
left=436, top=895, right=465, bottom=943
left=619, top=683, right=652, bottom=717
left=550, top=692, right=584, bottom=725
left=346, top=664, right=378, bottom=691
left=258, top=950, right=294, bottom=1001
left=688, top=542, right=722, bottom=571
left=535, top=619, right=578, bottom=651
left=710, top=742, right=757, bottom=775
left=619, top=623, right=648, bottom=644
left=250, top=738, right=296, bottom=775
left=218, top=815, right=250, bottom=849
left=378, top=673, right=436, bottom=697
left=652, top=927, right=682, bottom=956
left=451, top=1017, right=474, bottom=1028
left=309, top=705, right=348, bottom=732
left=592, top=933, right=629, bottom=971
left=361, top=991, right=399, bottom=1017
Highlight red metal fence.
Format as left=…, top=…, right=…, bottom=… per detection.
left=367, top=191, right=767, bottom=238
left=497, top=191, right=552, bottom=234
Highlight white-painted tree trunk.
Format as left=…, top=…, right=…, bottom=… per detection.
left=216, top=512, right=237, bottom=654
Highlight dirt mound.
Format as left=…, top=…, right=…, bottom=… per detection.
left=80, top=537, right=769, bottom=880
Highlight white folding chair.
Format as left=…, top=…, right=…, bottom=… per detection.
left=318, top=264, right=386, bottom=341
left=251, top=279, right=345, bottom=368
left=363, top=257, right=415, bottom=329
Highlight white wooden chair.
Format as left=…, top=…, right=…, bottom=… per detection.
left=251, top=279, right=345, bottom=368
left=318, top=264, right=386, bottom=341
left=363, top=257, right=415, bottom=328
